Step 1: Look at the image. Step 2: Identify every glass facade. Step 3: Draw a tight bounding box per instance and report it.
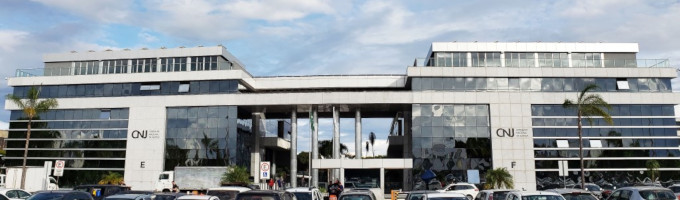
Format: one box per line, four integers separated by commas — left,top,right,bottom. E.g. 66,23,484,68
164,106,251,171
412,78,671,92
531,104,680,189
11,80,238,99
412,104,491,189
6,108,128,187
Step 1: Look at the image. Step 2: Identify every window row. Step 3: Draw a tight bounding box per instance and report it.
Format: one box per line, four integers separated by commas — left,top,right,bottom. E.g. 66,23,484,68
412,137,490,149
534,138,680,148
12,80,239,99
48,56,230,77
412,126,490,138
413,104,489,117
535,159,680,169
532,104,675,116
167,106,237,119
412,158,491,171
412,148,491,158
166,128,236,139
6,140,127,149
414,116,490,127
429,52,636,68
412,78,672,92
9,120,129,130
8,130,127,139
4,159,125,169
5,150,126,158
10,109,128,120
535,149,680,158
531,118,676,127
533,128,678,137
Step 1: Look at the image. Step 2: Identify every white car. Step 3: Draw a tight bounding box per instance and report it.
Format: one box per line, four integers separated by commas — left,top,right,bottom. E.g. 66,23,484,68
206,186,251,200
286,187,323,200
504,191,565,200
176,195,220,200
0,189,31,200
475,189,518,200
427,193,468,200
438,183,480,200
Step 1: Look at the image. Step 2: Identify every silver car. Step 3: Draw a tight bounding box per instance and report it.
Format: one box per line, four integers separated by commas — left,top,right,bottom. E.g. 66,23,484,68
607,186,676,200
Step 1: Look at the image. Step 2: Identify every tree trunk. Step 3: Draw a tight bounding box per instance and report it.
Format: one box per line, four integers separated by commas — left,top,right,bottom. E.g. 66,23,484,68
578,112,585,189
21,119,31,189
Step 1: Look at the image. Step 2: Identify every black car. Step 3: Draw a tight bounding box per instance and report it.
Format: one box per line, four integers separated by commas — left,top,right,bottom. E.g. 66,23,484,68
236,190,296,200
152,193,186,200
73,185,131,200
29,190,94,200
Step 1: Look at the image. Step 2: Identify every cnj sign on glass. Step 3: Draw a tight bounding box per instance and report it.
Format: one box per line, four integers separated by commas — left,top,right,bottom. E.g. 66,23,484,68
130,130,160,139
496,128,529,138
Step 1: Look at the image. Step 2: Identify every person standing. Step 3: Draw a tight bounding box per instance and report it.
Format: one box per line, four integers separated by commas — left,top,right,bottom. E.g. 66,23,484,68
268,178,275,190
172,181,179,193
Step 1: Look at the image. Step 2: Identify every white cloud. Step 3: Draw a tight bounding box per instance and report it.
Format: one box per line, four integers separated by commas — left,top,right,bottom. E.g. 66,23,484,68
0,120,8,130
222,0,335,21
0,30,28,52
30,0,134,23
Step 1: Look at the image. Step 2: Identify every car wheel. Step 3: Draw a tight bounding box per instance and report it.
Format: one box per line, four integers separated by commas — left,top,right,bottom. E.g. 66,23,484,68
466,195,473,200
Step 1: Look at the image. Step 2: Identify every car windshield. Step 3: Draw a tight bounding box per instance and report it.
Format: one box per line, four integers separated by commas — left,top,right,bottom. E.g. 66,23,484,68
561,194,597,200
237,194,277,200
292,193,312,200
207,191,240,200
493,192,511,200
638,190,676,200
521,195,565,200
428,197,466,200
340,195,372,200
668,187,680,193
585,186,600,191
154,195,179,200
105,198,137,200
27,193,65,200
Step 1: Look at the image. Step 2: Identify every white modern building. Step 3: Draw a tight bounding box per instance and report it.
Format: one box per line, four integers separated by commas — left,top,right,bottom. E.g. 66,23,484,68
5,42,680,192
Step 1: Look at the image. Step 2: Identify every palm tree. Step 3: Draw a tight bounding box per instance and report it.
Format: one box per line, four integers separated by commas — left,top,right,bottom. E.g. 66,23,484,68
98,171,124,184
318,140,348,159
369,132,376,157
563,84,612,189
646,160,660,183
6,86,58,189
485,168,514,189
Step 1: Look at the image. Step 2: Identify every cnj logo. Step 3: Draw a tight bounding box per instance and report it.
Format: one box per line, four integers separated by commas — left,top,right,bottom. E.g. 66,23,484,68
496,128,516,137
131,130,148,138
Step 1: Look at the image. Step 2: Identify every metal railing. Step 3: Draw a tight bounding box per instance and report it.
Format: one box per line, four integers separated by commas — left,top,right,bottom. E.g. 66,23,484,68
415,58,671,68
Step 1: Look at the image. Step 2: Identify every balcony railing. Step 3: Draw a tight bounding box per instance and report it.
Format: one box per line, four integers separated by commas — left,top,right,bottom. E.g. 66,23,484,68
414,58,671,68
15,65,236,77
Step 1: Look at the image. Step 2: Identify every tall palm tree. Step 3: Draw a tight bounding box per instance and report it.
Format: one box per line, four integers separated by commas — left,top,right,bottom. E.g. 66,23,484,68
6,86,58,189
369,132,376,157
485,168,514,189
98,171,124,185
318,140,348,159
563,84,612,189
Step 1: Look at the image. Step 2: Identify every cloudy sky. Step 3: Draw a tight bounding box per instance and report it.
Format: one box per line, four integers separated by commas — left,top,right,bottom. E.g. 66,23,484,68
1,0,680,154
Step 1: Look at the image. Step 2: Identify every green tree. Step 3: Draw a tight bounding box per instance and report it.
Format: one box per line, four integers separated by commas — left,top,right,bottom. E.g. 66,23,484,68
6,86,58,189
318,140,347,159
221,165,250,184
563,84,612,189
98,171,124,185
646,160,660,182
297,151,309,172
484,168,514,189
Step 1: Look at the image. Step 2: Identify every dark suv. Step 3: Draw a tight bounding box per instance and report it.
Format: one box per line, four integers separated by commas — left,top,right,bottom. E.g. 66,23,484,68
28,191,94,200
73,185,131,200
236,190,296,200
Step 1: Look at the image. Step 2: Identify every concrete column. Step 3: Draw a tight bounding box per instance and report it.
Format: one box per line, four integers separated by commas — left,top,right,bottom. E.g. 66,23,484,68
403,111,412,190
290,110,298,187
355,108,362,159
332,106,340,179
250,113,262,183
311,107,319,187
380,167,385,193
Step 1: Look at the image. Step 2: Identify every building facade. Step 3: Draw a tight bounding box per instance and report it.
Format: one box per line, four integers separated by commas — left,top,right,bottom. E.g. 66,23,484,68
5,42,680,191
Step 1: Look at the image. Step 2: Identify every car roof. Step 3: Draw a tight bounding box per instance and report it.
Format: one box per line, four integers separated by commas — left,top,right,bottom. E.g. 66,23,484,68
427,193,466,198
35,190,87,194
509,191,561,196
177,195,217,200
106,194,150,199
545,189,591,194
286,187,319,193
239,190,287,195
618,186,673,191
339,190,374,196
153,193,186,196
445,183,476,186
208,187,251,192
481,189,518,192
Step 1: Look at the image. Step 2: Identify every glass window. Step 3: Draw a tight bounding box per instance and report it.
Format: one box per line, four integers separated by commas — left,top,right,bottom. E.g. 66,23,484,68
178,82,190,93
140,83,161,91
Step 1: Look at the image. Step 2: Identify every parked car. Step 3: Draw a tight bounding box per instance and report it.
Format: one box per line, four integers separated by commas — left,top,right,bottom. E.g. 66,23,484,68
151,193,186,200
504,191,565,200
206,186,251,200
568,184,603,199
286,187,322,200
438,183,480,200
607,186,676,200
338,190,377,200
475,189,518,200
600,184,616,200
103,194,152,200
426,193,467,200
405,191,437,200
667,185,680,199
545,189,597,200
176,195,219,200
115,191,153,195
28,190,94,200
73,185,132,200
236,190,296,200
0,188,32,200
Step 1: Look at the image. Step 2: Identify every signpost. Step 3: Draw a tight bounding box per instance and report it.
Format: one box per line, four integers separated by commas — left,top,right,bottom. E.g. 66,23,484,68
54,160,65,176
260,161,271,180
558,160,568,188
